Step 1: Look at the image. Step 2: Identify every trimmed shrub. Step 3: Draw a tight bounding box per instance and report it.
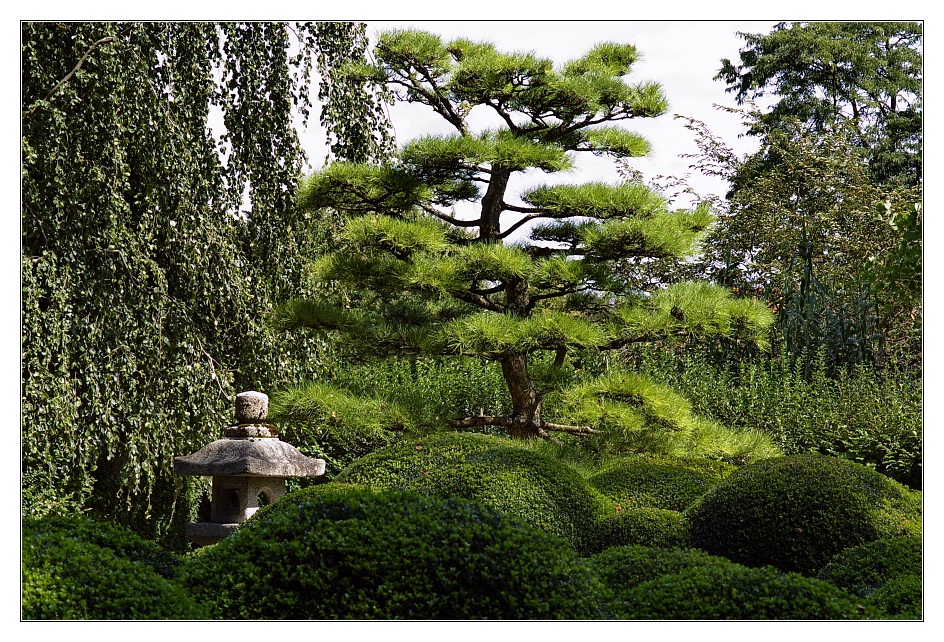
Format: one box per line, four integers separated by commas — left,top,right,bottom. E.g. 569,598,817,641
866,574,922,620
618,561,877,620
336,432,608,550
586,545,731,603
686,454,922,574
581,508,690,555
816,535,922,598
179,484,609,619
22,515,205,620
588,455,731,511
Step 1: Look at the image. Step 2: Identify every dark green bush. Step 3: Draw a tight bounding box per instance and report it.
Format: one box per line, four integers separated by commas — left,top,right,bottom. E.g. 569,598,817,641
618,561,877,619
581,508,690,555
179,484,609,619
586,545,730,603
816,535,922,598
866,574,922,619
686,454,922,575
336,432,608,550
22,515,205,620
588,455,730,511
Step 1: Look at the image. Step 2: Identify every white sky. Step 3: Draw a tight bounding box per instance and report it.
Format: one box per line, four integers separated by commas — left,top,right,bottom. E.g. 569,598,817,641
299,21,780,209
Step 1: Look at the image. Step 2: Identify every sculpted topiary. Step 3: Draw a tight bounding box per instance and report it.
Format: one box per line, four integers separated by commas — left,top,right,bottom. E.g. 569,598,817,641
336,432,608,549
179,483,609,619
816,535,922,600
685,454,922,574
588,455,730,511
618,561,877,620
22,515,204,620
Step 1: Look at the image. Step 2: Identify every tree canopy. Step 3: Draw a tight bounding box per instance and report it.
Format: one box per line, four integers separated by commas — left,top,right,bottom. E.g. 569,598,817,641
21,21,391,545
276,29,775,440
717,21,922,187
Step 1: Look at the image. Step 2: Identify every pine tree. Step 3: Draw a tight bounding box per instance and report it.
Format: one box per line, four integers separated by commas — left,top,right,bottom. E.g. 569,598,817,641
276,29,774,440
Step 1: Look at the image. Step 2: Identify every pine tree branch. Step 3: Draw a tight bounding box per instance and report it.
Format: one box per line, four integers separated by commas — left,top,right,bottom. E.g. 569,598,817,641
448,416,514,429
542,422,601,435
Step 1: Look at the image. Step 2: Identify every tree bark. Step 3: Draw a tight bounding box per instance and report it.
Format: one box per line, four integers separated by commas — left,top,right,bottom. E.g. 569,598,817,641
500,352,543,439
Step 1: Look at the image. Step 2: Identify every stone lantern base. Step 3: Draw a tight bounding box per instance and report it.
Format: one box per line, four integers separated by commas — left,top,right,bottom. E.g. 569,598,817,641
185,522,241,547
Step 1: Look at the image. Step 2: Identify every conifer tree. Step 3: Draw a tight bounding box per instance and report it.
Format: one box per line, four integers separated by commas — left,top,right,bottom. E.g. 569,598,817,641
277,30,774,440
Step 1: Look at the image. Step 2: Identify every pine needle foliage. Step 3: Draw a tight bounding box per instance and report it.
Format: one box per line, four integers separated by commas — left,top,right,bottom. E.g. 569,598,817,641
279,29,775,440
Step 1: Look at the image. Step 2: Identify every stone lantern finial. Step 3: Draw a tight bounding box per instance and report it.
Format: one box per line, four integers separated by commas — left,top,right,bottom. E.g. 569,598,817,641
173,390,325,546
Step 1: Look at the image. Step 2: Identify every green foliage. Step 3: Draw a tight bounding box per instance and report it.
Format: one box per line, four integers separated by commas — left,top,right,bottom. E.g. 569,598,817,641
617,560,876,620
553,369,780,463
865,574,922,620
629,348,922,488
581,508,690,555
779,232,883,376
283,28,774,441
269,381,410,477
335,432,609,550
22,515,204,619
717,21,922,186
685,454,922,574
179,484,609,619
586,545,743,603
21,21,389,546
816,535,922,599
587,456,730,511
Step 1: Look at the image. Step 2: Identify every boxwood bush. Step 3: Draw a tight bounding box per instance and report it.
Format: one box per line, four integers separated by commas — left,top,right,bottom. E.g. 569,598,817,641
22,515,205,620
685,454,922,575
586,545,732,603
336,432,609,550
865,574,922,619
587,455,731,511
581,508,690,555
816,535,922,599
618,560,878,619
179,483,610,619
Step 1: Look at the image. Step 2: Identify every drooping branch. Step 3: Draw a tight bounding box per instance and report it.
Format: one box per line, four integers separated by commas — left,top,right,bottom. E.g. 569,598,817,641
26,36,116,118
447,415,600,436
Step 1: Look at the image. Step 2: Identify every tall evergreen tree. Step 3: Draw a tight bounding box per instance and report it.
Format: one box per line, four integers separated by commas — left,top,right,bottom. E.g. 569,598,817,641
717,21,922,188
21,21,390,544
276,30,774,440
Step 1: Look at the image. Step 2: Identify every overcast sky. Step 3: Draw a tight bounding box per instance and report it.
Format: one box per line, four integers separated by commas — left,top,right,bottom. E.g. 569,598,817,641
298,21,780,209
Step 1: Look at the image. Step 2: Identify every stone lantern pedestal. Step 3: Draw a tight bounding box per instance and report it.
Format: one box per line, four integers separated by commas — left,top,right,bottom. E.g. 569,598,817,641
174,391,325,546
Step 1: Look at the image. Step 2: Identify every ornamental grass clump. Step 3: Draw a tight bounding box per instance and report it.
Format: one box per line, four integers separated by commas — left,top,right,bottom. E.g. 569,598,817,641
685,453,922,575
179,483,610,619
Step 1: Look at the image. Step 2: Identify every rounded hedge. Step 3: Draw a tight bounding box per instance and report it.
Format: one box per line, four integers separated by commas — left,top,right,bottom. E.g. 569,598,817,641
336,432,608,550
685,454,922,574
619,561,877,620
816,535,922,598
179,483,610,619
586,545,732,603
865,574,922,619
22,515,205,620
581,508,690,555
588,456,727,511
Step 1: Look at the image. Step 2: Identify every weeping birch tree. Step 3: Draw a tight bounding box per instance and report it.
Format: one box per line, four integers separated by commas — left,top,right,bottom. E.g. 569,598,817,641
276,29,774,441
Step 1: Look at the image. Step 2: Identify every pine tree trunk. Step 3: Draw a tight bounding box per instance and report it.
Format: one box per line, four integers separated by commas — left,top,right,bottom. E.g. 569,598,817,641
500,352,543,439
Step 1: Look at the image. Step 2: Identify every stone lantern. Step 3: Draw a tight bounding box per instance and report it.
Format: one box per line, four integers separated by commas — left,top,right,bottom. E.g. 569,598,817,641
174,391,325,546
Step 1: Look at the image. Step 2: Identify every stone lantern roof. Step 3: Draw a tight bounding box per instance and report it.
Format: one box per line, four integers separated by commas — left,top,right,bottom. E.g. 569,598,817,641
174,390,325,478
